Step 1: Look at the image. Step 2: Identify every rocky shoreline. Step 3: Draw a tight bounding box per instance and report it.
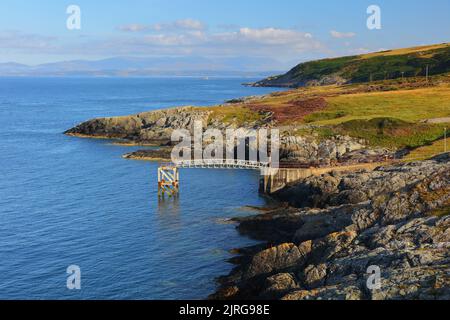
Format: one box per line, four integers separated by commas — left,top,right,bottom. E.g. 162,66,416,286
65,105,397,165
122,147,172,162
212,154,450,300
64,90,449,301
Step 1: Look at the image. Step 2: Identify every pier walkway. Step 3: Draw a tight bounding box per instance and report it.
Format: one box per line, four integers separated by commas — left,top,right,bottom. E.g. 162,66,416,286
161,159,393,194
174,159,271,170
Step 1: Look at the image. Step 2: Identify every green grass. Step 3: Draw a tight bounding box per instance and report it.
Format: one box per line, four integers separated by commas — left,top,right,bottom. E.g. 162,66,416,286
304,111,348,123
288,56,356,82
206,73,450,151
403,138,449,161
345,47,450,82
292,126,336,140
327,118,448,149
307,84,450,126
258,43,450,86
359,43,450,59
209,105,266,127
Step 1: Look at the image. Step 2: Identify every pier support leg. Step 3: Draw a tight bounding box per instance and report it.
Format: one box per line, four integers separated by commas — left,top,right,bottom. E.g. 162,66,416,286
158,165,179,197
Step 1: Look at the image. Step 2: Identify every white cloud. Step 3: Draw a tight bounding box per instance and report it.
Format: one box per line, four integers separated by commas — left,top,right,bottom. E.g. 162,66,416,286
330,30,356,39
0,24,325,66
119,19,206,33
118,24,149,32
237,28,314,45
117,22,318,49
0,30,57,52
172,19,205,31
211,28,321,55
102,25,324,59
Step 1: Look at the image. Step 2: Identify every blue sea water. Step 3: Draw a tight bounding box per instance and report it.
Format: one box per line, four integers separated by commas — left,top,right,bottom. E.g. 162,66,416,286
0,77,281,300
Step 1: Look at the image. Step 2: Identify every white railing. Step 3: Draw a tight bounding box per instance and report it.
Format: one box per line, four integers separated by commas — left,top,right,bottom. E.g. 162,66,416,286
174,159,271,170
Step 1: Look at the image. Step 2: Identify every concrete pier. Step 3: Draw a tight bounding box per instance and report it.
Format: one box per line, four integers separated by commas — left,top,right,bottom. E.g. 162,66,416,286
260,162,389,194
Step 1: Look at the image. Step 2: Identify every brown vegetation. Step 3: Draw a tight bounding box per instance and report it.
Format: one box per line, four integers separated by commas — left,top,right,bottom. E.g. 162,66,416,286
247,97,328,124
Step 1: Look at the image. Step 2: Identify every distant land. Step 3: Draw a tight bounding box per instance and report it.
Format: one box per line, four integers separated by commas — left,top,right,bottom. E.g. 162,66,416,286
65,42,450,156
252,43,450,87
0,56,286,77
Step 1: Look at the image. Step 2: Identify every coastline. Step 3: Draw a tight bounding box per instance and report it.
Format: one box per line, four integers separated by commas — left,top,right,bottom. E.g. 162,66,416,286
66,132,166,147
65,114,450,301
122,148,172,162
62,75,450,300
212,154,450,300
65,132,118,140
122,156,171,162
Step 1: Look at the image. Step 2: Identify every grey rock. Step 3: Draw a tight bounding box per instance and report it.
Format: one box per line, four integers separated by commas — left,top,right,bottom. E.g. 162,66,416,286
214,157,450,300
302,264,328,288
261,273,299,299
243,241,312,280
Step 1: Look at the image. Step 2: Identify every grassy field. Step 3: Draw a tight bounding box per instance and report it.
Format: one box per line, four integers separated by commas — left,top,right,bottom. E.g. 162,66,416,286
297,78,450,151
359,43,450,59
208,104,268,127
307,84,450,125
203,43,450,158
255,42,450,86
205,74,450,155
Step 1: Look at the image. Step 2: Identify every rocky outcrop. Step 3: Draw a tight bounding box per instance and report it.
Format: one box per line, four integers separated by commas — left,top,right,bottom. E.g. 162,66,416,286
65,105,269,146
251,72,349,88
65,107,212,145
122,133,382,163
281,135,368,162
280,135,396,165
122,147,172,161
66,104,392,163
213,154,450,300
276,158,449,208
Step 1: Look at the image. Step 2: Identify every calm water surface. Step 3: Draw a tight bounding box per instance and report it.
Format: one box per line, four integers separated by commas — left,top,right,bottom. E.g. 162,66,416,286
0,77,281,299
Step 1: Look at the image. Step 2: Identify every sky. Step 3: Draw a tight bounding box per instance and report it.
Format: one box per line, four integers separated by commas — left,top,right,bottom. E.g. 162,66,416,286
0,0,449,69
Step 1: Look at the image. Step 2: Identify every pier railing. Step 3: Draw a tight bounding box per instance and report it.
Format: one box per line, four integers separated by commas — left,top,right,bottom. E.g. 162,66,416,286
173,159,271,170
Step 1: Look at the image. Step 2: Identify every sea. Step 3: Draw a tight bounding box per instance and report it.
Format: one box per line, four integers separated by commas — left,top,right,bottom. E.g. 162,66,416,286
0,77,282,299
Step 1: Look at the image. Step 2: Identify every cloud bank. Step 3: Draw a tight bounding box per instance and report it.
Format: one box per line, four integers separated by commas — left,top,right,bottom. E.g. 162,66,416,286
0,20,324,65
330,30,356,39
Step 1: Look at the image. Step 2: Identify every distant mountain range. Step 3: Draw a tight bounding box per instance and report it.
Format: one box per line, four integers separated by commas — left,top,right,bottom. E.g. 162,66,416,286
0,56,286,77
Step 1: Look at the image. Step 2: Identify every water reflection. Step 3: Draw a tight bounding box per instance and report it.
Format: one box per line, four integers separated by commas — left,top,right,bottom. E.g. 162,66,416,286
157,194,180,215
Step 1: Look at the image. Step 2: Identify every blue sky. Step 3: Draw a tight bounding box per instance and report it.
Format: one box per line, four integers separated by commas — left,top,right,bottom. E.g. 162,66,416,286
0,0,449,68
